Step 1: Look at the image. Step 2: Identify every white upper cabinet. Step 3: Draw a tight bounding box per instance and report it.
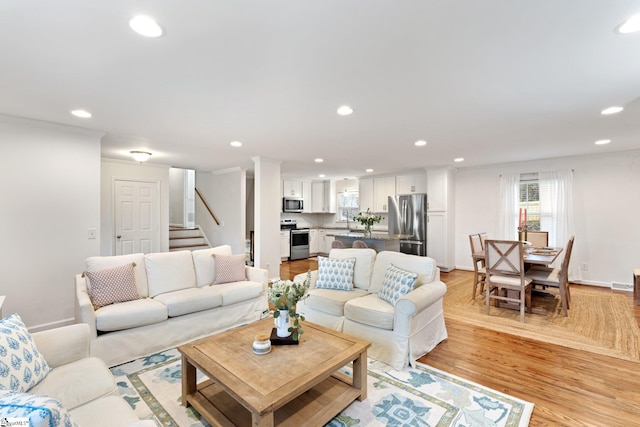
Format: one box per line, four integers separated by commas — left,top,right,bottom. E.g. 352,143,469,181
373,176,396,213
396,172,427,195
282,180,303,198
302,181,312,213
426,168,454,212
358,178,374,213
311,180,335,213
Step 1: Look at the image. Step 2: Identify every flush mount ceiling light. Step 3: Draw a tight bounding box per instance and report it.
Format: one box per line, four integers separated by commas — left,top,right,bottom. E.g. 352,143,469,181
129,15,164,37
319,174,326,178
595,139,611,145
71,109,92,118
454,157,465,162
616,12,640,34
130,150,152,162
337,105,354,116
230,141,242,147
601,106,624,115
414,140,427,147
314,158,324,163
365,168,374,173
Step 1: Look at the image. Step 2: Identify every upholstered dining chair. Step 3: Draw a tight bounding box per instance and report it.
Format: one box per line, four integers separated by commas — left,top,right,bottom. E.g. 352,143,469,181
526,236,575,317
485,239,532,323
526,231,549,248
331,240,346,249
352,240,369,248
478,232,488,250
468,233,486,298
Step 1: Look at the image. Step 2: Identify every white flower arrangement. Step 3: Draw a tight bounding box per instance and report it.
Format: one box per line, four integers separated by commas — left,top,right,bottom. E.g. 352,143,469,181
267,271,311,340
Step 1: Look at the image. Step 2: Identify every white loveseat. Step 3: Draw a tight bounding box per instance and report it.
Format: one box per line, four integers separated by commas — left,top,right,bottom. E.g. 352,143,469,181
76,245,269,367
295,249,448,370
0,322,153,426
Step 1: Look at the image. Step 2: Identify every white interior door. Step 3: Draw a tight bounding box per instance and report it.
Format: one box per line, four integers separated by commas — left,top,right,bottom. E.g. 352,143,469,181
114,180,160,255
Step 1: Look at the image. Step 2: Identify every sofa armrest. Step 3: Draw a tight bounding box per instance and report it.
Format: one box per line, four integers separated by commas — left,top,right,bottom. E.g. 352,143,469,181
246,265,268,287
395,280,447,318
293,270,318,287
75,274,98,340
31,323,91,368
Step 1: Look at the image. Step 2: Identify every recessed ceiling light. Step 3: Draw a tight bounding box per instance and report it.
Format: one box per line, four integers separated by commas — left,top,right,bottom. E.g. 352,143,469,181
366,168,374,173
601,106,624,115
71,109,92,118
414,140,427,147
314,158,324,163
319,174,326,178
337,105,354,116
595,139,611,145
129,15,164,37
230,141,242,147
130,150,152,162
616,12,640,34
454,157,464,162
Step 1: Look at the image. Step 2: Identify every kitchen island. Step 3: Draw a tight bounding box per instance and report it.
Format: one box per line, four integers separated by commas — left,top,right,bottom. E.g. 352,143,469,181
328,232,411,253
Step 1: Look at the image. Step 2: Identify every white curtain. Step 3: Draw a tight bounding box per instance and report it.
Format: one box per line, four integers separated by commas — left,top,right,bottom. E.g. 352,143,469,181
498,174,519,240
539,170,575,275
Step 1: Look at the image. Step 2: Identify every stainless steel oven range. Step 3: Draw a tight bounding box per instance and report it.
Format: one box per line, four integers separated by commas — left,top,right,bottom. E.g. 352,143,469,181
281,219,310,261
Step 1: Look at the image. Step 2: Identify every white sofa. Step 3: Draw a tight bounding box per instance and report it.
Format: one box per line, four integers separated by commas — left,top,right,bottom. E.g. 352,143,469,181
1,323,153,427
295,249,448,370
76,245,269,367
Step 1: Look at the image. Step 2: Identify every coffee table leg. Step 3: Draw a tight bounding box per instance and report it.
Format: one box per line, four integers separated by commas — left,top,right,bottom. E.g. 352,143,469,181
352,350,368,401
252,411,274,427
181,354,196,407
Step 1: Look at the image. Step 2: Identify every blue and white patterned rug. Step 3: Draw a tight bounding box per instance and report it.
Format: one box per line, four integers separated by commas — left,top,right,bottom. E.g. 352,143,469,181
111,349,533,426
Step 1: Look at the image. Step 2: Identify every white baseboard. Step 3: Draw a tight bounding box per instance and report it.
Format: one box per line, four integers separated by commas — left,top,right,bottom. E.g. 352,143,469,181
28,317,76,333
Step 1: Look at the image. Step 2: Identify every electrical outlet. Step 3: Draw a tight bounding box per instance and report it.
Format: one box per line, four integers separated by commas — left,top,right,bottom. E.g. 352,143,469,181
580,262,589,271
88,228,97,239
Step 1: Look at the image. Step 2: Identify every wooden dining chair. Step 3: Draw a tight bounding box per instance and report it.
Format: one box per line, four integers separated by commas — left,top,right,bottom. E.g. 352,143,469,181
485,239,532,323
478,232,488,250
526,231,549,248
352,240,368,248
468,233,486,298
526,236,575,317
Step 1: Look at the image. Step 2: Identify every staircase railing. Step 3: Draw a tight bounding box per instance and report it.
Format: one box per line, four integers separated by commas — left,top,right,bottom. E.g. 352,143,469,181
195,188,220,226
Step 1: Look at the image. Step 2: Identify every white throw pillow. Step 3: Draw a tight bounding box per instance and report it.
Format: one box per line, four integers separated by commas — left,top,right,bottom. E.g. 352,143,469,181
84,263,140,309
0,390,77,427
0,314,51,392
314,257,356,291
378,264,418,306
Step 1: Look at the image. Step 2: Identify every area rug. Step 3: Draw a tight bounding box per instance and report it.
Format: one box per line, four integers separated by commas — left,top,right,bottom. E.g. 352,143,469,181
443,275,640,361
111,348,533,427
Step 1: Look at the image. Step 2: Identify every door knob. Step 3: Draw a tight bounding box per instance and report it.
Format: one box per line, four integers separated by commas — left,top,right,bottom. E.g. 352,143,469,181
116,235,121,239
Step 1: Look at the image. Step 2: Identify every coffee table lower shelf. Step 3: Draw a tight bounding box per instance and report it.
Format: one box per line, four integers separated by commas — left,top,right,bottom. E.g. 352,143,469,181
186,374,362,426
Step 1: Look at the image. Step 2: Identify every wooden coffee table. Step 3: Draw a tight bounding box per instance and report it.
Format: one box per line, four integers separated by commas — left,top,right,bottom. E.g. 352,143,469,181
179,317,371,426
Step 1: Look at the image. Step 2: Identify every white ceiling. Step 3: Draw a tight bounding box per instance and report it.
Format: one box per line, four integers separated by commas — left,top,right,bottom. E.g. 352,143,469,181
1,1,640,180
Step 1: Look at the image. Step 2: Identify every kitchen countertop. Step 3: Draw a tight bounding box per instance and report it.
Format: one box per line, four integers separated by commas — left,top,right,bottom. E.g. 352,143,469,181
328,232,411,240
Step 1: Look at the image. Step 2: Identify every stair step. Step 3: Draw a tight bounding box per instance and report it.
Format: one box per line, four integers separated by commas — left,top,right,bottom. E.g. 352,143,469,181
170,243,210,251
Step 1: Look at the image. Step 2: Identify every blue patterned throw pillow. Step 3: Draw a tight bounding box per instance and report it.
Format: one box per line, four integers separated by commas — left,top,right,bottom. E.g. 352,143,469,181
0,314,51,392
379,264,418,305
315,257,356,290
0,390,77,427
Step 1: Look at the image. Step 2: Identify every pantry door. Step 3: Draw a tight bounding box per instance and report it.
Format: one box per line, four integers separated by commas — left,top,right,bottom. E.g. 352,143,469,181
114,179,160,255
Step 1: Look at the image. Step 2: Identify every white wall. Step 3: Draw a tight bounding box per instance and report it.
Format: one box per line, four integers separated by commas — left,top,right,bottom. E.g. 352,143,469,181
195,168,246,254
0,115,101,329
100,159,170,255
169,167,186,226
454,150,640,287
253,157,282,279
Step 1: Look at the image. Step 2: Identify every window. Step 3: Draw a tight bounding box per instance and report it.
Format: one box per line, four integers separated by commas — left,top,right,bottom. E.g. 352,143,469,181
519,173,540,231
337,191,359,222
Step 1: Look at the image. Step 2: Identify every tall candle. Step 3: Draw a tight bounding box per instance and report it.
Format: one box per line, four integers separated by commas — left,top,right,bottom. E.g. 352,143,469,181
518,208,522,228
524,208,527,228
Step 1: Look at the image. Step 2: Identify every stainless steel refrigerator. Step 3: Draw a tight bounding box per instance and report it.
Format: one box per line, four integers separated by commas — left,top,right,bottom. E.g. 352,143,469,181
388,193,428,256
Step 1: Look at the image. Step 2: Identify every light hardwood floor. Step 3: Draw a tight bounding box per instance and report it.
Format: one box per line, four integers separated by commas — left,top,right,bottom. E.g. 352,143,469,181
281,259,640,426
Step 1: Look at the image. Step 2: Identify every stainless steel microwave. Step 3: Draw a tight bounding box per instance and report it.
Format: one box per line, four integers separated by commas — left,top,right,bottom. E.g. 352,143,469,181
283,197,304,213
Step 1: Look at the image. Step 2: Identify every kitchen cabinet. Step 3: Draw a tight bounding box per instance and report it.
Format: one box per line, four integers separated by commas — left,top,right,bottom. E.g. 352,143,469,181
309,229,319,255
317,229,334,254
280,230,290,260
427,168,454,212
426,167,455,271
373,176,396,213
358,178,374,213
282,180,303,198
311,181,335,213
396,172,427,195
302,181,313,213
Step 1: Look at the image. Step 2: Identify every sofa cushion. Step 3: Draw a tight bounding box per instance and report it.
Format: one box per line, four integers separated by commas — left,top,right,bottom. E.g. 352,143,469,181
304,288,369,317
378,264,418,306
95,299,168,332
344,293,395,330
86,253,148,297
84,263,140,309
29,357,115,412
214,281,266,306
69,395,150,427
145,251,196,297
192,245,233,287
369,251,437,293
0,390,77,427
153,288,223,317
315,257,356,290
329,248,377,290
0,314,51,392
213,254,247,284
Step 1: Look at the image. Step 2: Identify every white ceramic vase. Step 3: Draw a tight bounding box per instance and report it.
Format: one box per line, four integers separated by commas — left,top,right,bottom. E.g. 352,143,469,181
274,309,291,338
